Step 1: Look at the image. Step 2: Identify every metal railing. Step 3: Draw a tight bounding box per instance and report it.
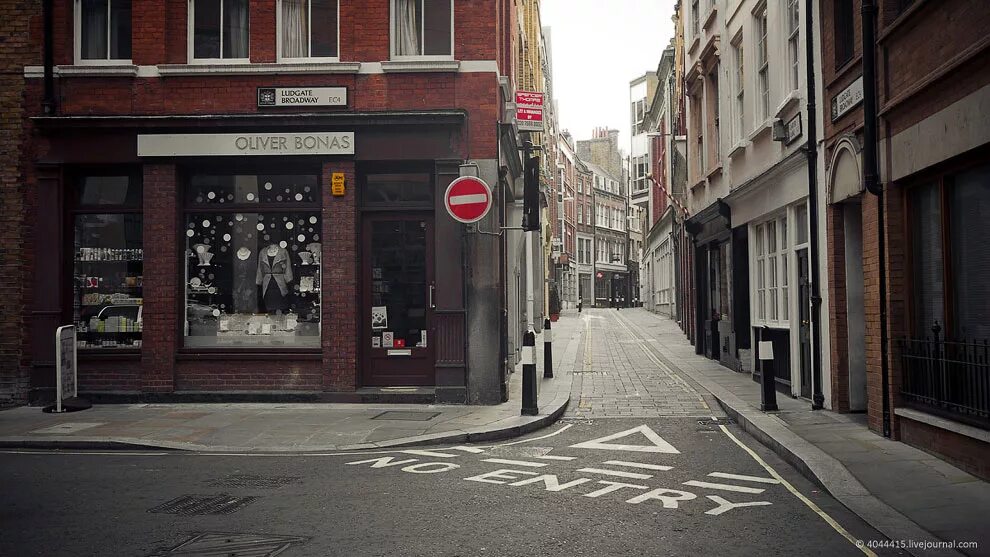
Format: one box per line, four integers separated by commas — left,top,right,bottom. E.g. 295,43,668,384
898,322,990,429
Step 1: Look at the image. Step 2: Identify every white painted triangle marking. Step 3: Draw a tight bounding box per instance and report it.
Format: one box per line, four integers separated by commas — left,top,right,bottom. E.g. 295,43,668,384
569,424,681,454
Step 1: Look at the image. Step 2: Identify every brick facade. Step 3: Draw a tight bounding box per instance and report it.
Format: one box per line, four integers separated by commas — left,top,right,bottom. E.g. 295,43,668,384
12,0,518,402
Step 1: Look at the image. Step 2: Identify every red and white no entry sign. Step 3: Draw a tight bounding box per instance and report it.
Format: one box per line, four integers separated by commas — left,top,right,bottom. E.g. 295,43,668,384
444,176,493,224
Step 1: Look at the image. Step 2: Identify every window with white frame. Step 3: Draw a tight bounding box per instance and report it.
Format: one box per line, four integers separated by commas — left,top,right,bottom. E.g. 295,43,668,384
753,214,789,325
279,0,338,60
577,203,583,224
691,0,700,36
192,0,250,61
392,0,453,58
756,4,770,121
786,0,800,92
732,36,744,141
76,0,132,63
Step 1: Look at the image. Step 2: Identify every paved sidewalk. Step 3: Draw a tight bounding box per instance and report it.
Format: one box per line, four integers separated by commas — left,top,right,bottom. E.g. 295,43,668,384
0,314,583,453
621,308,989,557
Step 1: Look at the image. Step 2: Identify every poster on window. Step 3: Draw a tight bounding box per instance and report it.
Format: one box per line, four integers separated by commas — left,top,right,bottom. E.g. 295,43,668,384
382,332,394,348
371,306,388,330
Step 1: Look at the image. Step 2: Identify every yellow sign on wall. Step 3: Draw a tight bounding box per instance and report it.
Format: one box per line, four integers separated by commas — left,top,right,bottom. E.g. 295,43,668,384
331,172,346,196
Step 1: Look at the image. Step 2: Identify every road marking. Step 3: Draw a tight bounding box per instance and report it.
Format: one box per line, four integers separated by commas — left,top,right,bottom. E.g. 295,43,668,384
582,480,649,498
400,450,459,458
346,456,418,468
604,460,673,471
708,472,780,484
465,469,538,484
491,423,573,447
704,495,772,516
570,424,680,454
481,458,548,468
718,424,876,556
682,480,766,494
626,487,697,508
577,468,653,480
508,475,593,492
535,455,576,461
451,446,486,454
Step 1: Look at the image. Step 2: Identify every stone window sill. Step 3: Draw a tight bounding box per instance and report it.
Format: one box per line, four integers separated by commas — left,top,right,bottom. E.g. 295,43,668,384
728,140,749,158
55,64,138,77
775,91,802,119
895,407,990,444
158,62,361,76
381,60,461,73
748,118,774,142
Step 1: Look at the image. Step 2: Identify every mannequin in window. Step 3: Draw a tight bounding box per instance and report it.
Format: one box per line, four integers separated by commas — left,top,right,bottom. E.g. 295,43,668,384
256,244,293,313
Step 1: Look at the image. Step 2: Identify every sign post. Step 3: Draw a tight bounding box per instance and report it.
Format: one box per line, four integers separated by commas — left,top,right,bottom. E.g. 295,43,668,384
444,176,493,224
55,325,77,413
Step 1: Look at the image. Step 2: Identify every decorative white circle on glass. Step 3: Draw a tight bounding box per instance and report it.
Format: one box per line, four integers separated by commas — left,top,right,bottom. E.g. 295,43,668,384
276,196,283,201
295,193,303,201
309,216,317,224
195,245,206,254
246,192,256,201
207,191,216,199
190,277,201,287
235,213,244,221
208,287,216,294
279,241,288,248
202,220,210,228
297,234,306,242
236,247,251,261
256,223,265,231
213,309,221,317
223,234,231,242
186,229,195,238
286,222,294,230
264,182,273,190
313,234,320,241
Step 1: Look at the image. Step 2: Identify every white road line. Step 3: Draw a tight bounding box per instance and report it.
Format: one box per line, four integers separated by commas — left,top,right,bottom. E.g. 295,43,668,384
451,446,486,454
535,455,577,461
482,458,549,468
491,423,574,447
682,480,766,494
708,472,781,484
400,450,459,458
603,460,673,471
576,468,653,480
718,424,876,556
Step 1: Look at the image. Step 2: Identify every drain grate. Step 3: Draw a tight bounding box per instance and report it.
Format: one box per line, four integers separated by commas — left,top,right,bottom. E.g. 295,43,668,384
371,411,441,421
149,494,259,516
209,475,300,489
149,532,308,556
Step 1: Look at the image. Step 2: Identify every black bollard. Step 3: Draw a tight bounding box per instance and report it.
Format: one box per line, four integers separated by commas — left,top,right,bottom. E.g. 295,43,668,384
544,318,553,378
522,329,538,415
758,330,778,411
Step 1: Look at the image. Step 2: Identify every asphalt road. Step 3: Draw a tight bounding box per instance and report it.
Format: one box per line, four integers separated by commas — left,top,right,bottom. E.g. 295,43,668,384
0,417,901,557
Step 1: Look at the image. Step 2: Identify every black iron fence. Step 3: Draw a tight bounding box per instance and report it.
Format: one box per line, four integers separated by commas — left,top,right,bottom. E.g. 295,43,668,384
898,323,990,429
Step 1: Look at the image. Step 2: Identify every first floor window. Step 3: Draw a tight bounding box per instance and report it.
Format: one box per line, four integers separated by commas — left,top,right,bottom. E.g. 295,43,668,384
393,0,452,57
184,173,321,348
72,174,143,349
756,4,770,121
78,0,132,61
193,0,249,60
281,0,339,59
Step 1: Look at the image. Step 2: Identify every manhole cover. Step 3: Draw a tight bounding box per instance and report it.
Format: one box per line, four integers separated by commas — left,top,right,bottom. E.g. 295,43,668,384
149,494,258,516
149,532,307,556
210,475,300,489
371,411,441,421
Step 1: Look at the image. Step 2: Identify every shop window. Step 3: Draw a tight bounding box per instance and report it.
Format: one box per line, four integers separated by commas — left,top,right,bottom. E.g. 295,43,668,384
76,0,132,63
391,0,453,58
753,213,789,326
72,174,143,349
279,0,338,60
183,173,321,348
192,0,250,61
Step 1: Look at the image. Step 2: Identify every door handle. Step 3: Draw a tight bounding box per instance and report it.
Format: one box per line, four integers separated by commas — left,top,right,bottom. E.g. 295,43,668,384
429,284,436,309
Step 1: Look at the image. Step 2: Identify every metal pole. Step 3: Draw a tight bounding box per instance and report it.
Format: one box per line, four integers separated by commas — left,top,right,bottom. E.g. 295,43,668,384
805,0,825,410
544,317,553,378
522,225,539,415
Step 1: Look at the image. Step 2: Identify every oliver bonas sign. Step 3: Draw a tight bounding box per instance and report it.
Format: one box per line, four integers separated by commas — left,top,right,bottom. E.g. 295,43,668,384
137,132,355,157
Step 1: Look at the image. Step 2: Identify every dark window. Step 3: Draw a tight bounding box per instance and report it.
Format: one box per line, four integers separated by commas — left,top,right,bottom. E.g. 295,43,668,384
362,173,433,206
834,0,855,67
79,0,132,60
193,0,249,60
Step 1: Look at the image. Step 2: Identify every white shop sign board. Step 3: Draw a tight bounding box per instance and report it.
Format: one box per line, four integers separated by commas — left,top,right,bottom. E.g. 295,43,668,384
55,325,77,413
137,132,355,157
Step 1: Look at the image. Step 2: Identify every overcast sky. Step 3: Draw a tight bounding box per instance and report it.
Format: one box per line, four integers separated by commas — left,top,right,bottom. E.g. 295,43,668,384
541,0,678,155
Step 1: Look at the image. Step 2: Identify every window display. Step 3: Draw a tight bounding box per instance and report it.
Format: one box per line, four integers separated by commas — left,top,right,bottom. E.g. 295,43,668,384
72,175,143,349
184,173,321,348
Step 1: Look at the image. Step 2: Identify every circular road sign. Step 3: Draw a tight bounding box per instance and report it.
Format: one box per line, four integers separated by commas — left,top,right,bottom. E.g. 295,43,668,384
444,176,493,224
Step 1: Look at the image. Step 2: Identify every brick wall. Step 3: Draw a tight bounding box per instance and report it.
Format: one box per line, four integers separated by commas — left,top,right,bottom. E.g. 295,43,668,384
141,164,179,393
0,0,39,405
899,417,990,481
826,205,850,412
323,161,357,391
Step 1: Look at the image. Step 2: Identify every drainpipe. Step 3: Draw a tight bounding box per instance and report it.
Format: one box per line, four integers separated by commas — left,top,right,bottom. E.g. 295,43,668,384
42,0,55,114
805,0,825,410
861,0,891,437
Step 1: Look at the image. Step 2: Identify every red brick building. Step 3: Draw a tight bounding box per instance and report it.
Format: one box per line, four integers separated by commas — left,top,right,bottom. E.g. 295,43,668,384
822,0,990,479
12,0,529,405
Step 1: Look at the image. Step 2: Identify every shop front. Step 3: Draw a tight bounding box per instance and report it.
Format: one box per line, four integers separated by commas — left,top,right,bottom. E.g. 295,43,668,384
28,112,492,403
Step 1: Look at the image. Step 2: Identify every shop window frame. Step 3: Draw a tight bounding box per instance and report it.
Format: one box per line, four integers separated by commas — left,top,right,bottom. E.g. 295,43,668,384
67,167,144,357
178,164,324,355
